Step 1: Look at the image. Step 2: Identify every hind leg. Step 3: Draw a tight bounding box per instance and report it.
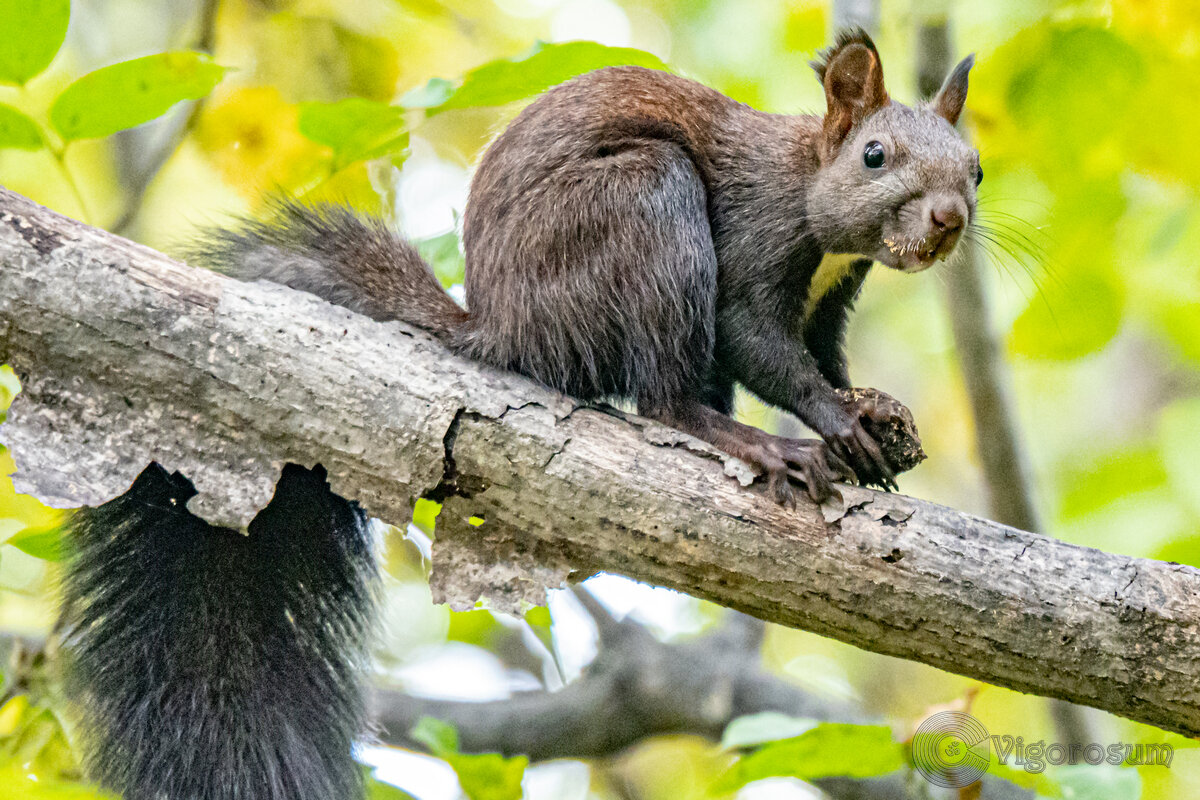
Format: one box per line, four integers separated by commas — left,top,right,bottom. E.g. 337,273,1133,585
642,397,851,504
598,146,849,503
692,376,845,501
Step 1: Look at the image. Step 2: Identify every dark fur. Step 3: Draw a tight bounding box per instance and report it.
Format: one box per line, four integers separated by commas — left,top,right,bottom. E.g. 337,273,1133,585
803,258,874,390
199,32,979,499
195,199,466,340
61,463,377,800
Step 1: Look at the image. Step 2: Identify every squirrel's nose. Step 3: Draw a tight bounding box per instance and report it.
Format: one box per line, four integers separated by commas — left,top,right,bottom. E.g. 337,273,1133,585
930,202,966,234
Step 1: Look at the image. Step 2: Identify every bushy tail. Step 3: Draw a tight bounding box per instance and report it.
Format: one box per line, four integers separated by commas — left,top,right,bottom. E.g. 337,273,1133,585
192,199,468,341
61,463,378,800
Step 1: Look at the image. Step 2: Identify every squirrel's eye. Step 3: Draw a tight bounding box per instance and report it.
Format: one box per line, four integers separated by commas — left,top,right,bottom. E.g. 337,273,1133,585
863,141,885,169
975,164,984,187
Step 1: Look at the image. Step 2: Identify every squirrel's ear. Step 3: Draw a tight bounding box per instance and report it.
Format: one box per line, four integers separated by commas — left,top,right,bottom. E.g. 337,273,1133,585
812,29,889,159
932,54,974,126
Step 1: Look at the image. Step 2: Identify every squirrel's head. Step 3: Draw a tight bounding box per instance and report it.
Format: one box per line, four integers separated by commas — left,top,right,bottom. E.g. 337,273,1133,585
807,30,980,273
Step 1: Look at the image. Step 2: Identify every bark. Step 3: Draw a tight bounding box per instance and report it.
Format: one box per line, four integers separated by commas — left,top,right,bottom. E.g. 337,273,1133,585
1,187,1198,737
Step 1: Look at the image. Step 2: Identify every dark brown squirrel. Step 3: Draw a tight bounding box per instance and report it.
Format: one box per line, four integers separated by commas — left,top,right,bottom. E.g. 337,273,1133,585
197,29,981,505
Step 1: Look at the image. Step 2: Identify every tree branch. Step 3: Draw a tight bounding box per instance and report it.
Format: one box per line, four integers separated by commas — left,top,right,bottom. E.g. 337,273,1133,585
1,187,1198,736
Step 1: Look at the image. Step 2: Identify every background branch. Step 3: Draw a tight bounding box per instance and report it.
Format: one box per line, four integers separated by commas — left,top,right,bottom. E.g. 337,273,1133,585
372,598,1032,799
109,0,220,237
915,9,1042,537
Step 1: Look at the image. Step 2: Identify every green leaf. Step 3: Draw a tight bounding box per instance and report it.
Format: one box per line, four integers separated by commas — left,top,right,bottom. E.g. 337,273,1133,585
411,41,669,115
1036,764,1140,800
399,77,455,109
1003,25,1143,173
522,604,554,653
1056,445,1167,521
416,230,464,287
410,497,440,535
0,0,70,85
1157,534,1200,568
451,752,527,800
365,774,417,800
50,52,227,142
410,716,459,758
408,717,527,800
720,713,819,750
298,98,409,171
446,609,501,646
0,764,117,799
7,523,64,561
715,723,905,792
1160,300,1200,366
0,104,43,150
524,605,551,628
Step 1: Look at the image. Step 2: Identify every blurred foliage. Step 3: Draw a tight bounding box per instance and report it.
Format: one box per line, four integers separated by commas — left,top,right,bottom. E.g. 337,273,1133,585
405,39,667,113
298,98,409,171
714,721,906,791
0,0,70,85
50,52,226,142
411,717,529,800
0,0,1199,798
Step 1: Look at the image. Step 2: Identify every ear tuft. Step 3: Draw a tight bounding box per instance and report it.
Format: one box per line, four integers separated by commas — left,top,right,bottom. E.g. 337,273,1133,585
813,28,889,160
932,53,974,126
810,27,879,83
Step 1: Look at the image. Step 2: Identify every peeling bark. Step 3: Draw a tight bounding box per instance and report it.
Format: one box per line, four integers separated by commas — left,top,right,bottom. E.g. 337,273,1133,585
1,188,1198,737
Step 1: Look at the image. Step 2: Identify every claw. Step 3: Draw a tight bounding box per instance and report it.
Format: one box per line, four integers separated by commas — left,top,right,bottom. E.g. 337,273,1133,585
806,462,832,503
789,469,841,504
774,439,844,503
824,448,857,484
853,424,896,491
768,469,799,508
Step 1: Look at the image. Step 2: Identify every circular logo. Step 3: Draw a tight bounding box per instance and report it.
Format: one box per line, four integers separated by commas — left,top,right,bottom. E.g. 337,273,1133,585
911,711,991,788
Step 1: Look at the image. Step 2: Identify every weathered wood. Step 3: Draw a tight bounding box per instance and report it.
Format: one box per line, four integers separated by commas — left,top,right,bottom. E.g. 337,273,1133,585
1,187,1197,736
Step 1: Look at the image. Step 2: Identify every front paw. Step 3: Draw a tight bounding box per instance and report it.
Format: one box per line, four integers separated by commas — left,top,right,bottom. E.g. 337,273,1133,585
835,387,925,475
820,413,898,492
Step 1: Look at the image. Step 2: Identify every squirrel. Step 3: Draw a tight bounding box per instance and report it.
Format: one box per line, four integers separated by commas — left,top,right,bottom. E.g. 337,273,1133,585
197,29,980,505
60,30,980,800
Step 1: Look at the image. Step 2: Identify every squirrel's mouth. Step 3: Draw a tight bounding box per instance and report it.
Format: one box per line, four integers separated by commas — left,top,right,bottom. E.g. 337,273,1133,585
881,226,964,273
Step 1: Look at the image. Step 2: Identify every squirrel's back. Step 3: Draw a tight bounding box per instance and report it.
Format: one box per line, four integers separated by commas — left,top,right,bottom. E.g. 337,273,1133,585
454,65,813,398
